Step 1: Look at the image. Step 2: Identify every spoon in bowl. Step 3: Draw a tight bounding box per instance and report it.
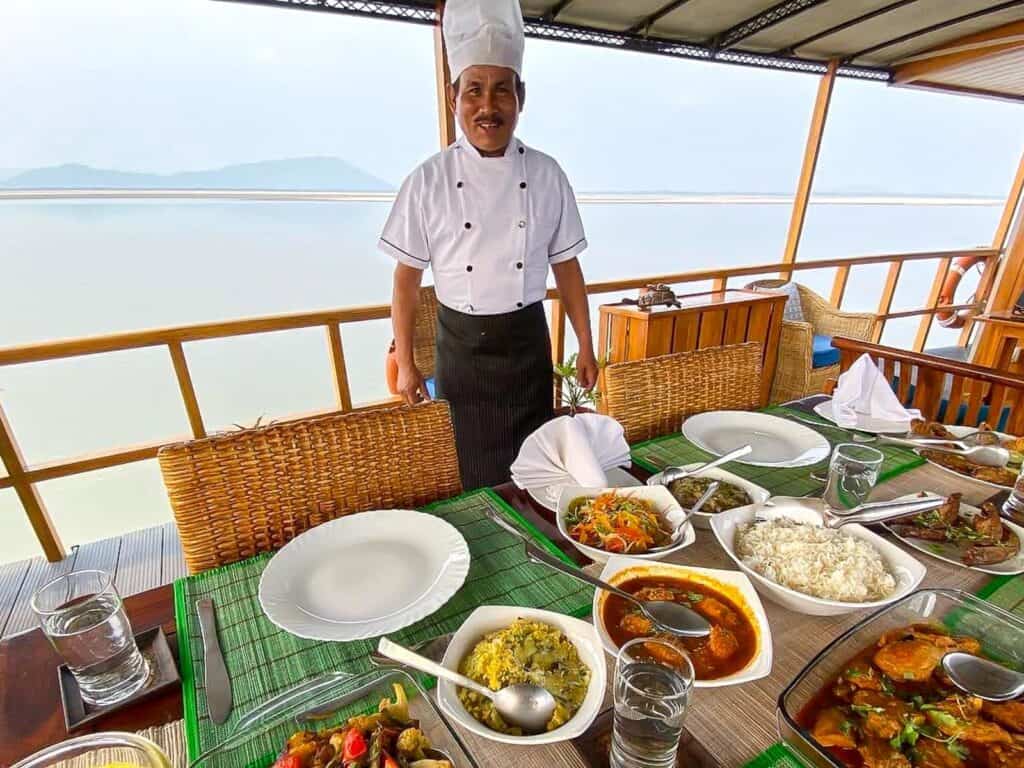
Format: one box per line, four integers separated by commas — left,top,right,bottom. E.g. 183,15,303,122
651,445,752,486
377,638,557,734
486,511,711,638
645,481,719,553
942,652,1024,702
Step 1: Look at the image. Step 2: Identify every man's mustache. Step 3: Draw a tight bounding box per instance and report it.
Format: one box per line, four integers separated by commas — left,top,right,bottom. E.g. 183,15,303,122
473,114,505,125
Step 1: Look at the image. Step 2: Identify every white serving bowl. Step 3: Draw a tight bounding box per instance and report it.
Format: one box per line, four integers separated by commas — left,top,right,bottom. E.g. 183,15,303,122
709,497,927,616
436,605,606,745
592,555,773,688
555,485,696,563
646,464,771,529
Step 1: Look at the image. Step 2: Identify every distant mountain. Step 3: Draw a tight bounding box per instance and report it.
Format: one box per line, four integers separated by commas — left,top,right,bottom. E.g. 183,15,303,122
1,158,393,191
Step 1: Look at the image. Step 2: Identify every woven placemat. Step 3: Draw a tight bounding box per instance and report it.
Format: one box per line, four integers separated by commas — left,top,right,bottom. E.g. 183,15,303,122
173,488,594,762
50,721,187,768
631,406,925,497
741,575,1024,768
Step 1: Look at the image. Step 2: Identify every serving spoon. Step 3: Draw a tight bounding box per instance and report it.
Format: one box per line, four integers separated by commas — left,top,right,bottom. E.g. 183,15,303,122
377,637,557,734
878,436,1009,468
650,445,752,486
645,481,719,553
942,652,1024,702
486,511,711,638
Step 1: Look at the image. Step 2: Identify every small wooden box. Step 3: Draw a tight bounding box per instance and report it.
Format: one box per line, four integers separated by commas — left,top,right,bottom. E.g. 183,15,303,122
597,288,787,405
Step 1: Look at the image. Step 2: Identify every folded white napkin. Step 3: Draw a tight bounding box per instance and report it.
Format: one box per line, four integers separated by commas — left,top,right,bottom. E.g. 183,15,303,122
511,413,631,489
831,353,921,427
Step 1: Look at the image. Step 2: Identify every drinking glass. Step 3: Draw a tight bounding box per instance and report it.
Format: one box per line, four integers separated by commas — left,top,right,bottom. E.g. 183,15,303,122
1004,463,1024,524
822,443,884,512
12,732,172,768
31,569,150,706
611,637,695,768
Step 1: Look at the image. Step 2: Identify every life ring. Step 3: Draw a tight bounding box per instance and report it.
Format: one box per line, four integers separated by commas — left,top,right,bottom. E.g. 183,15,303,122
936,253,988,329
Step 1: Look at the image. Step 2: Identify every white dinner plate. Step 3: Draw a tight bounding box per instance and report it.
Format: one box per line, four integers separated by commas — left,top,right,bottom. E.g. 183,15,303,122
682,411,830,468
526,465,641,512
881,493,1024,576
812,400,911,435
258,509,471,641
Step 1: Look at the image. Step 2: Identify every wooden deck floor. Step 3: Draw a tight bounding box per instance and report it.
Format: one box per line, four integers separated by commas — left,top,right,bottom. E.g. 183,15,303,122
0,522,187,639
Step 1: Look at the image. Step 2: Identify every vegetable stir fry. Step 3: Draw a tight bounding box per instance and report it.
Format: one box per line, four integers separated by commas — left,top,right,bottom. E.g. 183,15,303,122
564,492,672,554
273,683,451,768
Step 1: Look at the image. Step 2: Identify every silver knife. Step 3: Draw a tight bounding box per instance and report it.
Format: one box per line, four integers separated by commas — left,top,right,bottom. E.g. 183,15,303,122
196,597,233,724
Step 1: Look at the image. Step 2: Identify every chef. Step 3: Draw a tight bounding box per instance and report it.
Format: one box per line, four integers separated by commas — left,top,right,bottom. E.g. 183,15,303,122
379,0,597,489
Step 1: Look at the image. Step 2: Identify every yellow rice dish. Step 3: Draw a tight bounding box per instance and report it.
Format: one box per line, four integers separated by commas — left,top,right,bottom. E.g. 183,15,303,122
457,618,591,735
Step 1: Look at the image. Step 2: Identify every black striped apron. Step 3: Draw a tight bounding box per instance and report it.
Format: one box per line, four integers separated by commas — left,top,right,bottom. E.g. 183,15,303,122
435,301,553,490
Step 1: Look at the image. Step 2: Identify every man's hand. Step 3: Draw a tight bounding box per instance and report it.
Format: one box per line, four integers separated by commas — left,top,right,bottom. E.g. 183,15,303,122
576,348,599,390
396,361,432,405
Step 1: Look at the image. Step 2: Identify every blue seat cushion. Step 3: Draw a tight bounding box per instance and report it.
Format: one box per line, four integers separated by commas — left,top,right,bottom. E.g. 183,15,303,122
425,377,436,399
811,335,840,369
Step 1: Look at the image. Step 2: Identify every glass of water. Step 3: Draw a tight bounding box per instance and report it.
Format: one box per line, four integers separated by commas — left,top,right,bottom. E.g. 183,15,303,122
823,443,884,512
611,637,695,768
31,569,150,706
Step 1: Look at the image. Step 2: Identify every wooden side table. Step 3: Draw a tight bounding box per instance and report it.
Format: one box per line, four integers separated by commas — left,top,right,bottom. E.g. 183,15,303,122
597,288,787,405
973,311,1024,376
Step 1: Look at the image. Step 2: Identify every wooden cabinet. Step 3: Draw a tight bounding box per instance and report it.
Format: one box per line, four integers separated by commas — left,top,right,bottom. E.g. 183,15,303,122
597,288,787,405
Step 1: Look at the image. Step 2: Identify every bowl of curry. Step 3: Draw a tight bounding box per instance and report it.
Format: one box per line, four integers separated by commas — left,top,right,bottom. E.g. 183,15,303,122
593,556,773,688
778,588,1024,768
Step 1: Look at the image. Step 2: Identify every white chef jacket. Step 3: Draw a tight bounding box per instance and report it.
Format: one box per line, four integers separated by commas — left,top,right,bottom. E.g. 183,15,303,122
378,136,587,315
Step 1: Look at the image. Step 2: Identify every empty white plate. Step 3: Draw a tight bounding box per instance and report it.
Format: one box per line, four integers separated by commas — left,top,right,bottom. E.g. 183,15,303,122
682,411,830,468
258,509,471,641
812,400,910,435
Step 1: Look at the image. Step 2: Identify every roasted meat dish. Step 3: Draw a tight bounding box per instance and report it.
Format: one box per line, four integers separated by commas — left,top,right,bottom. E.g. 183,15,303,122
799,623,1024,768
889,494,1020,566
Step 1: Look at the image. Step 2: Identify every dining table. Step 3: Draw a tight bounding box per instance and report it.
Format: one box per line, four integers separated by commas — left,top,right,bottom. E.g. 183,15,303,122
0,396,1012,768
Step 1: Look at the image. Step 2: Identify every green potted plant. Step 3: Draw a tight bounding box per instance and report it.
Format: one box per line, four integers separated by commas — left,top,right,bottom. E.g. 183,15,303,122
553,353,604,416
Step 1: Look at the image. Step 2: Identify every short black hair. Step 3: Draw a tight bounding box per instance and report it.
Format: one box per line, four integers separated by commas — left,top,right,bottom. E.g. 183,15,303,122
451,73,526,103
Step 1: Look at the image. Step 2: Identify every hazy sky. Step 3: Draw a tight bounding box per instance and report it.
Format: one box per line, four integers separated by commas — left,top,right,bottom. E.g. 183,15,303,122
3,0,1023,193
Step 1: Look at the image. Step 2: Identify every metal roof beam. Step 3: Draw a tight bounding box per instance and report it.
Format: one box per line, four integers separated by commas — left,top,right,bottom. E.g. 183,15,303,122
776,0,920,55
544,0,574,22
844,0,1024,64
713,0,830,52
213,0,890,81
626,0,696,36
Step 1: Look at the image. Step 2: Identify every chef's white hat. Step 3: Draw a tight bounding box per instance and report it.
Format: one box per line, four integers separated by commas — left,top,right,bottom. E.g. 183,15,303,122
443,0,525,83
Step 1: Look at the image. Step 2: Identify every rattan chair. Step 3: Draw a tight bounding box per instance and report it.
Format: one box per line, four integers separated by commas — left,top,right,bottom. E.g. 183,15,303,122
158,401,462,574
411,285,439,379
746,280,875,404
602,343,763,444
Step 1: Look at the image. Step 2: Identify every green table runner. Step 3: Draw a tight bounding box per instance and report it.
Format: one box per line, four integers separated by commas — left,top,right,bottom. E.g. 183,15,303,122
631,406,925,497
742,575,1024,768
173,488,594,761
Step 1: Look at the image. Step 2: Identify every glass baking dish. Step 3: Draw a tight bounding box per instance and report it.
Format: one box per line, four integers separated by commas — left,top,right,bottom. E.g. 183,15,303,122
777,588,1024,768
190,668,480,768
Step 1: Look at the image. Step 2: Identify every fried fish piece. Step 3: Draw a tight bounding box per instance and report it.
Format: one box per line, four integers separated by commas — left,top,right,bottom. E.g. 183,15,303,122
874,639,946,682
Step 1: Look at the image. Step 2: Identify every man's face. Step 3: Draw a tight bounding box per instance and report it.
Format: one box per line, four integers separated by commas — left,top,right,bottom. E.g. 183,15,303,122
448,65,523,156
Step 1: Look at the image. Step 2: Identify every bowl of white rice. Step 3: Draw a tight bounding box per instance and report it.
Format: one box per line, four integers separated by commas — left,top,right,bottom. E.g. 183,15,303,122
709,497,926,616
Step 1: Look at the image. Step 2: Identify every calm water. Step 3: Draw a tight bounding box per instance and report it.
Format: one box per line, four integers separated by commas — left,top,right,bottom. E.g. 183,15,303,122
0,198,1000,561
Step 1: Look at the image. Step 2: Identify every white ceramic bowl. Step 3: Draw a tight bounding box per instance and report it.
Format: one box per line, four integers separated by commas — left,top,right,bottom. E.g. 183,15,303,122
436,605,606,745
709,497,927,616
646,464,770,529
592,555,773,688
555,485,695,563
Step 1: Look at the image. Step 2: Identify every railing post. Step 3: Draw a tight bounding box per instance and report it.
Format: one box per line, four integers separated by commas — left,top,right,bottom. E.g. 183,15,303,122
829,265,850,308
780,59,838,280
913,257,953,352
873,261,903,343
434,1,457,149
0,401,65,562
326,323,354,412
550,299,567,407
168,341,206,439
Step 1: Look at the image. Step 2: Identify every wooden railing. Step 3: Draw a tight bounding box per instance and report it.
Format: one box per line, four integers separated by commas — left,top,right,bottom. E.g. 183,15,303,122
0,247,1000,560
